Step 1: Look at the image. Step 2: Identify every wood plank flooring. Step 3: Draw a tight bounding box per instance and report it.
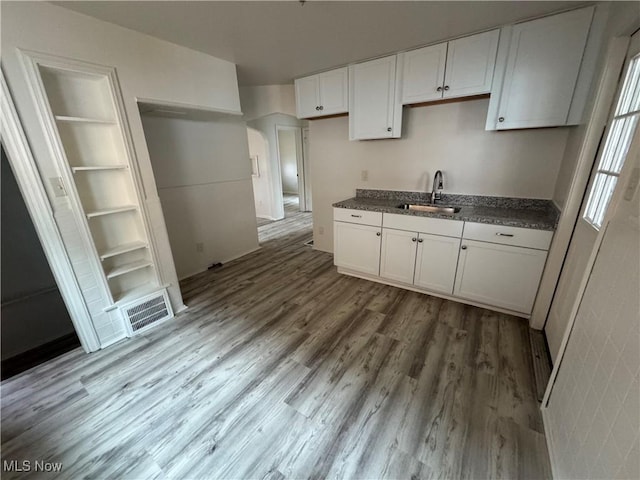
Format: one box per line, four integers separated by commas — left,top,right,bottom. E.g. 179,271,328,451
1,208,551,479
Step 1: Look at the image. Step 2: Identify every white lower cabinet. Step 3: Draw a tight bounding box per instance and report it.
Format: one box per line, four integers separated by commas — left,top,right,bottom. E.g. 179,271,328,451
334,221,382,276
380,229,461,294
334,209,552,317
380,229,418,284
414,233,461,294
453,239,548,314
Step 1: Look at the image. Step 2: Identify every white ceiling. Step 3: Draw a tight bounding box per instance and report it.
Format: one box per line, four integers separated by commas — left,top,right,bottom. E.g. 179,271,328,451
55,1,589,86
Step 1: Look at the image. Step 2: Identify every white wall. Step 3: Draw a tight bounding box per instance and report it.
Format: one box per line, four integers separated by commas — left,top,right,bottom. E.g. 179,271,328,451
543,157,639,479
247,128,272,219
310,98,570,252
247,113,304,220
239,85,297,121
2,1,243,315
140,113,259,280
278,129,299,194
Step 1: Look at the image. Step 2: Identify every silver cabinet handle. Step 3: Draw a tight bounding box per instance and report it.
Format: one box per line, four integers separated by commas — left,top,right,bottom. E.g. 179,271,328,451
387,127,392,132
461,245,467,250
411,237,417,242
319,106,324,110
315,106,320,111
444,85,450,91
498,117,505,122
418,238,424,243
376,232,381,237
351,214,362,218
496,232,514,237
437,86,443,92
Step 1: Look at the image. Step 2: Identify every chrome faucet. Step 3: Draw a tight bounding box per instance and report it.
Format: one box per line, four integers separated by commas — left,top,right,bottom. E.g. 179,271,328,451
431,170,443,204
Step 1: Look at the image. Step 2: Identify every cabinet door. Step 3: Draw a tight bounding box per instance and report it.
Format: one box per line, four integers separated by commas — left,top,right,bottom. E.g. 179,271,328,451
349,55,402,140
454,240,547,314
318,68,348,116
492,7,594,129
380,229,418,284
333,222,381,276
400,43,447,104
414,233,461,294
295,75,320,119
444,30,499,99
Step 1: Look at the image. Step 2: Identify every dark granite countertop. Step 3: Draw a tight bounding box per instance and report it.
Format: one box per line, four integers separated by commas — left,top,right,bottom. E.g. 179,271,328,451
332,189,560,231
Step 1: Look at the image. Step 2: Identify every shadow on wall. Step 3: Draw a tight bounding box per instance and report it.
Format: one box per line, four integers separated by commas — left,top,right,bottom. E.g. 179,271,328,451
139,109,259,280
1,147,79,376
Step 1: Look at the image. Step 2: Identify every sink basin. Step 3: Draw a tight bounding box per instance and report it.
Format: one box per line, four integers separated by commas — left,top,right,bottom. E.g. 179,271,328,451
397,204,461,214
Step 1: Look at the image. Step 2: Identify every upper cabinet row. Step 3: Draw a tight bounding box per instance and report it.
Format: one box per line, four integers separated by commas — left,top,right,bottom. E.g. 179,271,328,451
294,6,597,138
486,6,594,130
295,67,348,119
401,29,499,104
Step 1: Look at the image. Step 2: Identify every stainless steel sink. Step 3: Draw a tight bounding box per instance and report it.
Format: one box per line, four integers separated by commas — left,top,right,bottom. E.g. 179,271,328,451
397,204,461,214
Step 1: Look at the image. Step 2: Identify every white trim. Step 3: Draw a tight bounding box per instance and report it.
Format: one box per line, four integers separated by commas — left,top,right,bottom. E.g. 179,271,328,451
542,407,560,479
136,97,243,117
177,246,261,281
529,37,630,330
0,69,100,353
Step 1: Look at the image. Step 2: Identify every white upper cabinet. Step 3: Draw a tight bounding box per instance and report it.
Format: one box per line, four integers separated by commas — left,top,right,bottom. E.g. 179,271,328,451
486,6,594,130
444,30,500,99
400,43,447,104
295,67,348,119
349,55,403,140
400,30,499,105
295,75,320,118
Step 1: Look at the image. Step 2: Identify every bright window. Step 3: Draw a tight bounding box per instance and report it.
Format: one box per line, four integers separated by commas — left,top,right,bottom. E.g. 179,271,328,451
584,53,640,229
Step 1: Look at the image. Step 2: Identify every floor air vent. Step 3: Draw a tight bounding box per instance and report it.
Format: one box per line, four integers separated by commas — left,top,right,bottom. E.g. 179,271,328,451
122,290,173,334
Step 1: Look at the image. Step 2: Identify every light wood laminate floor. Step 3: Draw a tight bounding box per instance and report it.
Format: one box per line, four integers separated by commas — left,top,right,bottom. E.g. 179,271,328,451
1,208,551,479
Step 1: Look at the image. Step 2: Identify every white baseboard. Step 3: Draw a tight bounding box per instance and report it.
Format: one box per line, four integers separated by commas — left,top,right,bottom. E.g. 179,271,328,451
542,407,559,479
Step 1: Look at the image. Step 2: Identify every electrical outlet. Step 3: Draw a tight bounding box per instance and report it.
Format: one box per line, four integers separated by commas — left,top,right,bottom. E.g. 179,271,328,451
196,242,204,253
361,170,368,181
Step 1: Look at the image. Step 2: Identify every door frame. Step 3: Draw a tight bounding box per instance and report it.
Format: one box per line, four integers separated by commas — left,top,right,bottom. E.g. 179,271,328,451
0,68,100,353
275,124,306,212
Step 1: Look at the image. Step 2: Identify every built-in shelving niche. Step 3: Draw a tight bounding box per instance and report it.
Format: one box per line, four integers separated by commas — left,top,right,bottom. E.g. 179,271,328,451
37,63,161,309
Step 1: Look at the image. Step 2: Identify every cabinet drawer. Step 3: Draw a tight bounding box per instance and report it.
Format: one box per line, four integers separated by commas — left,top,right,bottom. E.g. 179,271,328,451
334,208,382,226
383,213,463,237
463,222,553,250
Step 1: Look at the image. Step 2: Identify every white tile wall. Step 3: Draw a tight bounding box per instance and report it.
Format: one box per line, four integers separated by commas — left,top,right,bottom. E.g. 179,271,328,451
544,218,639,479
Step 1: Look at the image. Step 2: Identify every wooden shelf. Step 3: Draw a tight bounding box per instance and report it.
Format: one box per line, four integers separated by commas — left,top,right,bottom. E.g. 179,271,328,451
86,205,138,219
55,115,115,124
99,241,149,261
105,259,153,279
72,165,128,173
